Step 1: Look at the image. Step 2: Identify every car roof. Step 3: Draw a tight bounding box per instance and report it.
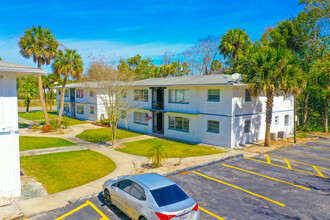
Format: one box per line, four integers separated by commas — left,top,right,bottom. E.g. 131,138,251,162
129,173,174,190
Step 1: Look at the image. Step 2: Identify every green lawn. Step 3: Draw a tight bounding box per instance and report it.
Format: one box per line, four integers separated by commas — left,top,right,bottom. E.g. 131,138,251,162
20,150,116,194
18,111,58,121
19,122,29,128
76,128,141,143
39,117,88,126
116,138,226,158
20,136,77,151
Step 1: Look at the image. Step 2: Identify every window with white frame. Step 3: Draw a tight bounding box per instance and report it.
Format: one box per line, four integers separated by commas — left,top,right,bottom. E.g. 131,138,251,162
207,120,219,133
169,89,190,103
121,110,126,119
134,112,148,125
76,89,84,98
284,115,289,126
77,105,84,114
245,89,251,102
134,90,148,101
168,116,189,132
244,120,251,133
90,106,94,114
64,104,69,112
275,116,279,125
90,91,94,97
207,89,220,102
64,89,69,97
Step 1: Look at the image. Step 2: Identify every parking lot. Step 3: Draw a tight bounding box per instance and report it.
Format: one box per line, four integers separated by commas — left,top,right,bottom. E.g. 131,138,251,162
29,138,330,220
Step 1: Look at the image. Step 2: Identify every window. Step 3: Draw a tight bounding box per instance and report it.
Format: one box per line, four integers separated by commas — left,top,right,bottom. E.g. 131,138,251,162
121,110,126,119
208,89,220,101
245,89,251,102
77,105,84,114
275,116,279,125
134,112,149,125
117,180,133,193
169,116,189,132
76,89,84,98
284,115,289,126
150,184,189,207
90,91,94,97
64,104,69,112
244,120,251,133
169,89,189,103
207,120,219,133
90,106,94,114
58,90,61,95
130,183,146,200
64,89,69,97
134,89,148,101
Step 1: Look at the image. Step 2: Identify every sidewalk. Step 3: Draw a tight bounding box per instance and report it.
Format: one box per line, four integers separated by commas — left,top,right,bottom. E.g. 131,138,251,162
20,145,88,157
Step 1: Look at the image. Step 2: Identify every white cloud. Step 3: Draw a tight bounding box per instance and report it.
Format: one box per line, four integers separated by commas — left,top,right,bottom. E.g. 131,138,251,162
0,37,192,73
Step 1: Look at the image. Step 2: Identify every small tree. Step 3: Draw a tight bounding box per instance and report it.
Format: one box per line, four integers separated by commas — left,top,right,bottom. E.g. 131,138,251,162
147,143,167,167
18,76,38,113
86,56,133,145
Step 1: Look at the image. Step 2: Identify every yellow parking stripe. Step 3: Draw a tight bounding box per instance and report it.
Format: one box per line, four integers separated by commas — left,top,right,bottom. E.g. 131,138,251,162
244,157,328,178
199,206,226,220
222,164,310,190
312,166,325,178
299,144,330,151
268,155,330,172
192,171,286,207
86,200,109,220
266,155,271,164
313,140,330,144
284,159,292,169
280,149,330,161
55,202,89,220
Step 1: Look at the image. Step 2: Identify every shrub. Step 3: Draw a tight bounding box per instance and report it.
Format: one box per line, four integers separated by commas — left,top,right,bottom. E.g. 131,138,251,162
298,125,310,132
147,143,167,168
298,132,308,138
49,119,58,130
31,124,39,132
101,118,110,126
61,117,70,129
41,124,53,133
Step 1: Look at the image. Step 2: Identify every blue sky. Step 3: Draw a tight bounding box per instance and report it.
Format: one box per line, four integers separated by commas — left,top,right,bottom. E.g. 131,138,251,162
0,0,303,73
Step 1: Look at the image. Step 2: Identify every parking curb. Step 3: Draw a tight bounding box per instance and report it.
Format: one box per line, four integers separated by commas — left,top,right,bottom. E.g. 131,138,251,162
165,153,244,177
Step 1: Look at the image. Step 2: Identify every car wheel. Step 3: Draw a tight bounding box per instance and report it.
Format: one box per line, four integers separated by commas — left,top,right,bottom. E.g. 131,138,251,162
104,189,112,206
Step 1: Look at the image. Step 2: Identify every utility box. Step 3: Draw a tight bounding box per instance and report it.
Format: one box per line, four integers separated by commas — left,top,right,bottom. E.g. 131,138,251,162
278,131,287,139
270,132,278,141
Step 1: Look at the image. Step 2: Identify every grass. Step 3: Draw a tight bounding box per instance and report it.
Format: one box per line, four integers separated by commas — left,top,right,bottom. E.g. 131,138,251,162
116,138,226,158
18,111,58,121
20,136,77,151
39,117,88,126
19,122,29,128
76,128,142,143
20,150,116,194
18,100,57,108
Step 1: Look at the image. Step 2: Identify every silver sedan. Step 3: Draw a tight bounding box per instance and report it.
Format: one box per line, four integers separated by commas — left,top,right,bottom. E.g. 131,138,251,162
102,173,200,220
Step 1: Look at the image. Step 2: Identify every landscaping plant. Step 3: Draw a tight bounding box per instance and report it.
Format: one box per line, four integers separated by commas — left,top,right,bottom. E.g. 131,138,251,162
147,143,167,168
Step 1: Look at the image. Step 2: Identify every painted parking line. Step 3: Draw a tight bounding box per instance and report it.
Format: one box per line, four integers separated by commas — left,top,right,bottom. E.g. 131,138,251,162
299,144,330,152
222,164,310,190
313,140,330,145
192,171,286,207
279,149,330,161
199,206,225,220
244,157,328,178
54,200,109,220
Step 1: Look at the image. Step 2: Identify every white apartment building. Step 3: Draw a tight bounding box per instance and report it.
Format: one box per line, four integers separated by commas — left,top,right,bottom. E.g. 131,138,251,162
0,61,46,197
56,74,294,148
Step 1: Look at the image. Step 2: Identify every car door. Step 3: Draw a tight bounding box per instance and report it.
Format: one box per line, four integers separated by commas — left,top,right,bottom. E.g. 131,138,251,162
125,182,149,220
111,179,133,213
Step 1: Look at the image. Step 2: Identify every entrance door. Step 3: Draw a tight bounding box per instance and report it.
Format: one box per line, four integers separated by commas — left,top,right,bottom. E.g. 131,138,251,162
153,112,164,133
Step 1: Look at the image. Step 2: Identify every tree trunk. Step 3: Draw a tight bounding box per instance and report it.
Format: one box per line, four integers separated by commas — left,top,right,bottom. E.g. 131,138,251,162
26,98,30,113
49,90,53,111
57,76,67,128
37,61,49,125
43,87,48,111
111,124,117,146
264,91,274,147
324,93,329,133
302,93,309,126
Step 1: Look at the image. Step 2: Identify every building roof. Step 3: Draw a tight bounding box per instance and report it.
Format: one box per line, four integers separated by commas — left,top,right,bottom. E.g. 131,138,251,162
0,61,46,76
53,74,244,89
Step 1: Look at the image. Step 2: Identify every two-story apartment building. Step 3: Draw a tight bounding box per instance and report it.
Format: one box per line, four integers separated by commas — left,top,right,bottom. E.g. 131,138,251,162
55,74,294,148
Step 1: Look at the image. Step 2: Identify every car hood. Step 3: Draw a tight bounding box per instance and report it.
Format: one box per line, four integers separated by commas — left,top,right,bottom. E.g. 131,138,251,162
160,197,195,214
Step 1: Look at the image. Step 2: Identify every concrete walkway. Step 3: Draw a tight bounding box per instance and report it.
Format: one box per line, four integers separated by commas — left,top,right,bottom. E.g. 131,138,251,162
20,145,88,157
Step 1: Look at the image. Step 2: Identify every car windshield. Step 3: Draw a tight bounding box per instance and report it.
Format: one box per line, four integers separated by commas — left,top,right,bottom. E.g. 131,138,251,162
150,184,189,207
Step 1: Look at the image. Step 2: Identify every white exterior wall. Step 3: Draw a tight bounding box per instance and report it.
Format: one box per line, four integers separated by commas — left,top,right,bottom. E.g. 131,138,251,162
0,72,21,197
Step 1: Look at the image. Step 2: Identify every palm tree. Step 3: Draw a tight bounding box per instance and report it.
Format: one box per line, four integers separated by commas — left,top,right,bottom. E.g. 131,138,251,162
53,49,84,128
147,143,167,167
18,26,58,125
244,47,304,147
219,28,251,72
18,76,39,113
